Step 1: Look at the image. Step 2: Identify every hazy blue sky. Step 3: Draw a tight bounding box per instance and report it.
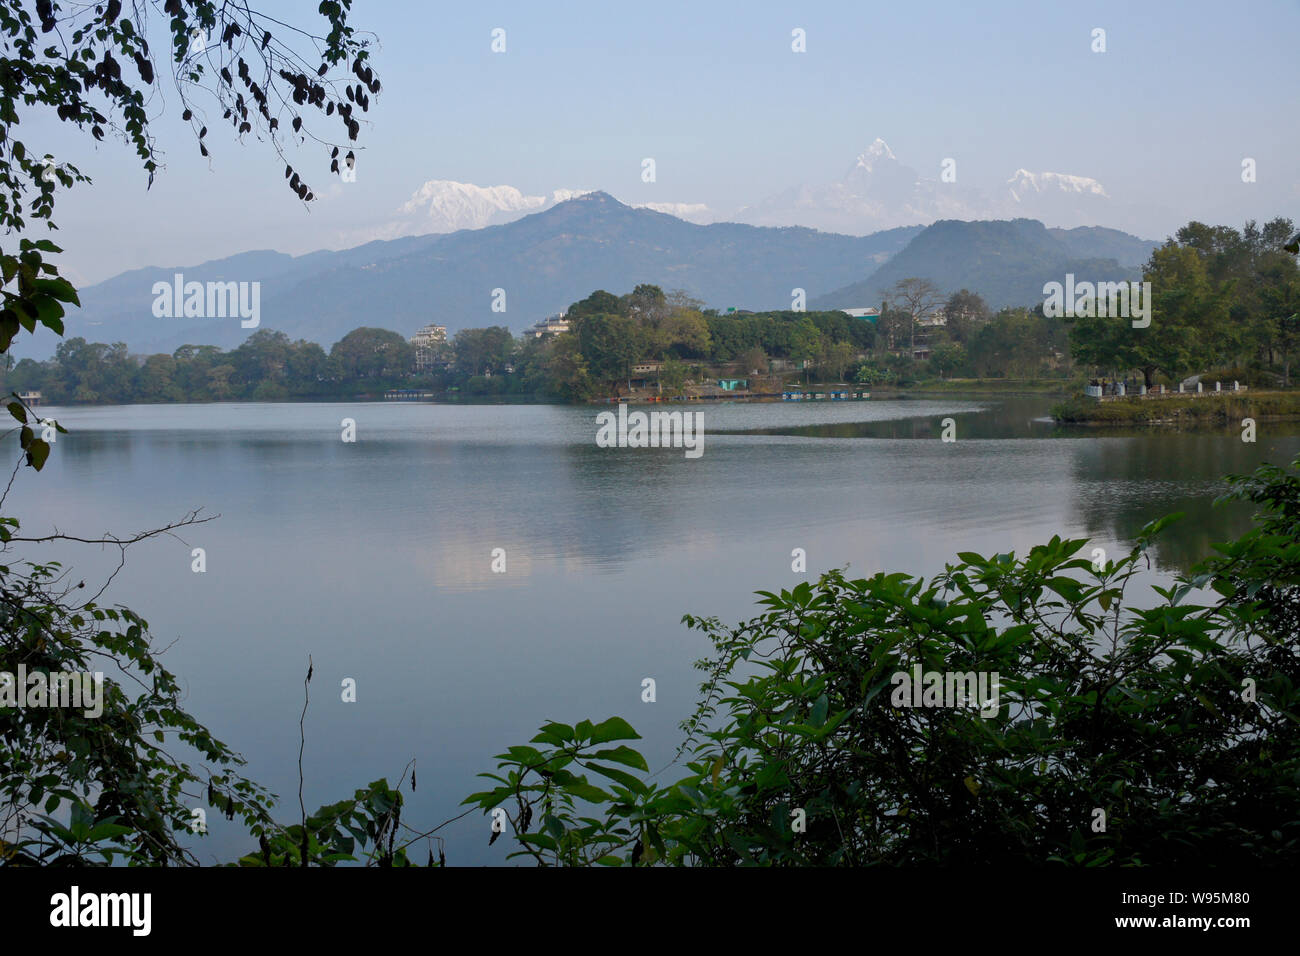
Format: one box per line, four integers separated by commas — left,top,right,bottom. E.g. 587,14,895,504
25,0,1300,285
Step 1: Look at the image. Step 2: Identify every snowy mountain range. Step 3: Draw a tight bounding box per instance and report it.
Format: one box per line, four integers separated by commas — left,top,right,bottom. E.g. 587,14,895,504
394,182,715,234
388,139,1128,238
394,182,590,232
733,138,1114,233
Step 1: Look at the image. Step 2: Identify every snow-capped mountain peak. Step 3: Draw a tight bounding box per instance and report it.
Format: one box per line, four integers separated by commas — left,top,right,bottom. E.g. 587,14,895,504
397,180,546,230
386,180,714,237
735,139,1119,234
1007,169,1109,201
850,137,899,174
549,188,595,204
395,181,604,233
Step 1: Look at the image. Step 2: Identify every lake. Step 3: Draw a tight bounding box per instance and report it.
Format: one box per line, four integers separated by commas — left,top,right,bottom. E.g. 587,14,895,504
13,396,1300,864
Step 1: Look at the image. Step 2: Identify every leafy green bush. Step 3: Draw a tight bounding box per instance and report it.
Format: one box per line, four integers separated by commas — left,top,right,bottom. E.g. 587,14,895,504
0,546,277,865
1,534,431,866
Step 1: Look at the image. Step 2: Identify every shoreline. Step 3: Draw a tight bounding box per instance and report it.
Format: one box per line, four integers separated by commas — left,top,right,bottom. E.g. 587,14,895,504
1051,390,1300,425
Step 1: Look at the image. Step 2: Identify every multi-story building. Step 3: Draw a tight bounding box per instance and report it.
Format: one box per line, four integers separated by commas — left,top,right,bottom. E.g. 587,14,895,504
410,323,448,371
526,312,571,338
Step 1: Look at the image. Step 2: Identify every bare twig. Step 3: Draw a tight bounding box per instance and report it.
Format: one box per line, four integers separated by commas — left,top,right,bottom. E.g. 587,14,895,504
299,653,312,865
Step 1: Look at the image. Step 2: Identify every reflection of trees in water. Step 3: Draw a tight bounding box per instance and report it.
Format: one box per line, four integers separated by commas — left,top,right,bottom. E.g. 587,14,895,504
731,397,1057,441
1068,432,1300,573
575,395,1300,576
726,396,1300,575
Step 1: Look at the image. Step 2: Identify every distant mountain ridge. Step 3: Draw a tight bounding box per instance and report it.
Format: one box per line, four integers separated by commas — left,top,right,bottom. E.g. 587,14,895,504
809,219,1157,312
1046,225,1158,268
23,195,1159,358
32,193,921,356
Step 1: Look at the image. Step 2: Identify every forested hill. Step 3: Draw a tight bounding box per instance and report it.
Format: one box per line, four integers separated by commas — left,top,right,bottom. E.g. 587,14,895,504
27,198,1160,360
811,218,1157,311
26,193,920,357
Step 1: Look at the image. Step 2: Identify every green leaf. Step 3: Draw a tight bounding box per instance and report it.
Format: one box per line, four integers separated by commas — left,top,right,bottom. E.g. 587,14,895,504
504,745,545,766
70,801,93,830
565,782,613,804
584,762,647,793
810,694,829,727
34,295,65,327
1140,512,1186,539
589,745,649,771
518,832,558,851
531,721,574,745
86,821,134,842
588,716,640,744
34,277,80,306
26,438,51,471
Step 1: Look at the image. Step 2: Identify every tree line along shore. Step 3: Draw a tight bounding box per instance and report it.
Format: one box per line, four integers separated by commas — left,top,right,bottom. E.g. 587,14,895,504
6,218,1296,421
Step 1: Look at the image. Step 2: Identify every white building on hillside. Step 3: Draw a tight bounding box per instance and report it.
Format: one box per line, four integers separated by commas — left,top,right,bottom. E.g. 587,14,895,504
410,323,448,370
839,307,881,322
527,312,570,338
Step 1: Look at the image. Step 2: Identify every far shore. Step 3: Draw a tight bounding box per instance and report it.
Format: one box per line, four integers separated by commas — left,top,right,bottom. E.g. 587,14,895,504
1051,389,1300,425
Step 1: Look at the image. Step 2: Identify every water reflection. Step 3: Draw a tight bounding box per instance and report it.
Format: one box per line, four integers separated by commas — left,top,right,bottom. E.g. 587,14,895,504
13,398,1299,866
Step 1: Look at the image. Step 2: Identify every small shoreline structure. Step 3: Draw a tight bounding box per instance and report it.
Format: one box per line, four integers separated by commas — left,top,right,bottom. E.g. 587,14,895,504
780,385,870,401
1052,385,1300,426
1083,378,1247,402
590,382,870,404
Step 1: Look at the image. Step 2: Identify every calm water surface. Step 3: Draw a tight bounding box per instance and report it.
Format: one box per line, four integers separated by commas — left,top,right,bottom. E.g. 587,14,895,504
14,397,1300,864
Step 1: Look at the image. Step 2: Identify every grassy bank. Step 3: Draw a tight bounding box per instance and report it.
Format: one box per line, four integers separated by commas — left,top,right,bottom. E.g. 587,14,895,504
1051,389,1300,424
874,378,1076,396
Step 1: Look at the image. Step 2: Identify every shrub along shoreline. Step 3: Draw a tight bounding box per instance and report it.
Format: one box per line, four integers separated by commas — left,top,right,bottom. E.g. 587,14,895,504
1052,389,1300,425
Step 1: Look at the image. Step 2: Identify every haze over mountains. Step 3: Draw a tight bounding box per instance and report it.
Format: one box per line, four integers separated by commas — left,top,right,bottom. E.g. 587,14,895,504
384,138,1141,239
40,193,921,355
733,138,1122,235
30,186,1159,358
